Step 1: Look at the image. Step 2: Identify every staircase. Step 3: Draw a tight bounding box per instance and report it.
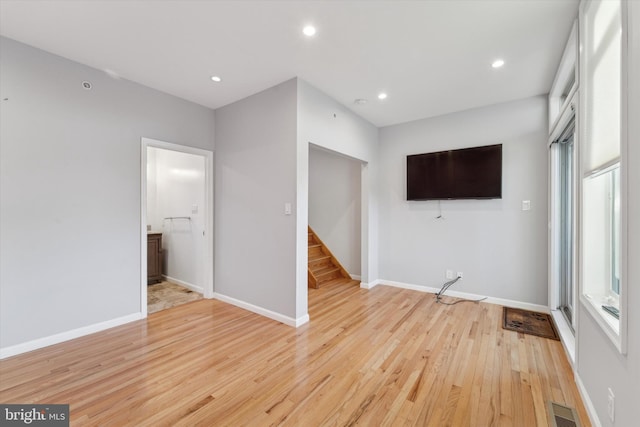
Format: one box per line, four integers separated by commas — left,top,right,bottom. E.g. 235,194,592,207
308,226,352,288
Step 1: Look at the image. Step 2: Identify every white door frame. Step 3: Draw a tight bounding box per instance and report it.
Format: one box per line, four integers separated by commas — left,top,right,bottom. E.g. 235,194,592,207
140,137,214,317
307,143,368,282
548,94,578,317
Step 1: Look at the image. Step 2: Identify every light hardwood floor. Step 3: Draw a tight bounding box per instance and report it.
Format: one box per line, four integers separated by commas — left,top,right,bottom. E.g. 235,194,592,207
0,280,590,426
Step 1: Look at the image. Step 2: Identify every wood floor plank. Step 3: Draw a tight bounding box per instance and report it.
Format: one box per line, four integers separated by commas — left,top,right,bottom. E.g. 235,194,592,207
0,282,590,426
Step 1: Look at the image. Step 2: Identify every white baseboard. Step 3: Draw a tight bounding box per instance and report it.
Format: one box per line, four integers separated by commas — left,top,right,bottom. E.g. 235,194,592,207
377,279,440,294
575,371,602,427
482,295,550,314
373,279,550,313
350,274,362,280
212,292,308,327
0,312,145,360
163,275,203,294
295,314,310,327
550,309,576,366
360,279,381,289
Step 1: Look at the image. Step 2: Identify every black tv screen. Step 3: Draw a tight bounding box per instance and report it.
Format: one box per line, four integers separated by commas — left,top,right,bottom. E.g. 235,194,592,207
407,144,502,200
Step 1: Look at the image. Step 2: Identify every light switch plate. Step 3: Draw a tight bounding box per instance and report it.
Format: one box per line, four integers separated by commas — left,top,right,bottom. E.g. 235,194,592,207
522,200,531,211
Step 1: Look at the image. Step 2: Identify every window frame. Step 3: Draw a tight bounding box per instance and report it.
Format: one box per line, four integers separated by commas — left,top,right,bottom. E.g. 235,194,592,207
578,0,628,354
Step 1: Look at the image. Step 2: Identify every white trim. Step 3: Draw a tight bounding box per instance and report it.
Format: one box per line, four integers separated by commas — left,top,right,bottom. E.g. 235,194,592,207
618,0,630,357
548,143,560,310
549,92,578,146
550,310,576,366
580,295,620,340
377,279,441,294
360,161,372,289
295,314,310,327
162,275,204,295
547,91,579,333
0,313,144,360
373,280,550,313
350,274,362,280
212,293,309,327
360,279,381,289
549,20,578,133
575,371,603,427
140,144,148,317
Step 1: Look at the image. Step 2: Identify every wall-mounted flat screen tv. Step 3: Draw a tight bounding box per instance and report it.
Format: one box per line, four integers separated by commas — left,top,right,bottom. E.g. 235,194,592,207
407,144,502,200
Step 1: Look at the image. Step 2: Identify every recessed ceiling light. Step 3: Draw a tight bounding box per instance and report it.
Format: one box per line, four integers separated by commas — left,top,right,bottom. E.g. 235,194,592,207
491,59,505,69
303,25,316,37
378,93,388,100
210,76,222,82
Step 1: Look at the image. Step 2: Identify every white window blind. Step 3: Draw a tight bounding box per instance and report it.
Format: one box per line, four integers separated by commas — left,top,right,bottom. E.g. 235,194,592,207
583,0,622,176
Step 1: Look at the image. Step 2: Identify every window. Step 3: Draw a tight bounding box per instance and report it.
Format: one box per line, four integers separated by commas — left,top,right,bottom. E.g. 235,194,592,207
582,164,620,311
579,0,627,353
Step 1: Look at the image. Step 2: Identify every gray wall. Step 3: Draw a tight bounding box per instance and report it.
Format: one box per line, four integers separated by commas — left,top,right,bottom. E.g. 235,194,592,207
576,3,640,425
214,79,298,318
309,146,361,276
378,96,548,305
214,79,377,323
0,37,215,349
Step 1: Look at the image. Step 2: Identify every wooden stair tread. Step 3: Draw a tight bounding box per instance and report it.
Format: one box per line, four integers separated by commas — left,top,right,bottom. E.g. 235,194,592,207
312,266,340,277
307,226,351,289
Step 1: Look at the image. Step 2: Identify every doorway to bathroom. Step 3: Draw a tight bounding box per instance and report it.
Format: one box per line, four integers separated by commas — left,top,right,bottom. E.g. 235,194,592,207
141,138,214,316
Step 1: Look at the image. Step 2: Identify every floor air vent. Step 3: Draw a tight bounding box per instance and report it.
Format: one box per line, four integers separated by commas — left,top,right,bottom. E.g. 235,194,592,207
548,401,581,427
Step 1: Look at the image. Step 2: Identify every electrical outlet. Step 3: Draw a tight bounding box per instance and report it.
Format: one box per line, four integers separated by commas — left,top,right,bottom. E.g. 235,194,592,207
607,388,615,422
446,270,454,279
457,272,463,279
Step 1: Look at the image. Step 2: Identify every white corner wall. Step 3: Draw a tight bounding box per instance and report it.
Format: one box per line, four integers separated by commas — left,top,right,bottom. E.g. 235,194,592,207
147,147,206,291
309,146,361,276
296,79,379,318
0,37,215,352
378,96,549,305
214,78,298,320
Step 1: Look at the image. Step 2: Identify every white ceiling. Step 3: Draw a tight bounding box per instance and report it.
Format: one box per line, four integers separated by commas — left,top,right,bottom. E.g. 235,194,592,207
0,0,578,127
